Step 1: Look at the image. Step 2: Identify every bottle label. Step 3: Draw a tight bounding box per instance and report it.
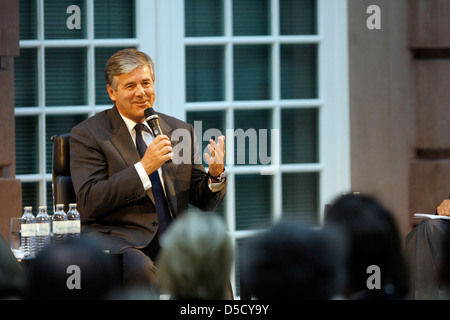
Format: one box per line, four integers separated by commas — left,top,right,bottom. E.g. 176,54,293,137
36,223,50,236
21,224,36,237
66,220,80,234
53,221,67,234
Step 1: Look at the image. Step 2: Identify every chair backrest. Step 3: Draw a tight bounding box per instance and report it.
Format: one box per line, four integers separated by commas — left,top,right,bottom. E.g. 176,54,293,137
50,133,125,285
51,133,76,213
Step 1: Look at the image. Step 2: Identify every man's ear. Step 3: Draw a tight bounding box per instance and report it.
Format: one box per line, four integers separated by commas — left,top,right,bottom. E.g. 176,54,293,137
107,84,116,102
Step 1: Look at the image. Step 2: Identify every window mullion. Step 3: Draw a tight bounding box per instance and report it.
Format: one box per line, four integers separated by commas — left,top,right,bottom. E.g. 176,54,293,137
271,0,281,224
224,0,232,38
86,0,95,114
37,0,45,110
37,0,46,208
39,110,46,207
37,0,43,42
86,0,94,41
135,0,154,57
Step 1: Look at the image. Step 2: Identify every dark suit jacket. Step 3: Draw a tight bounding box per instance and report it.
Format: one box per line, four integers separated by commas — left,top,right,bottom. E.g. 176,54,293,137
70,106,226,253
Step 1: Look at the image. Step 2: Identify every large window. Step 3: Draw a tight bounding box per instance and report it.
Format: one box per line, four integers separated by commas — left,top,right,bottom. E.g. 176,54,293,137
181,0,349,296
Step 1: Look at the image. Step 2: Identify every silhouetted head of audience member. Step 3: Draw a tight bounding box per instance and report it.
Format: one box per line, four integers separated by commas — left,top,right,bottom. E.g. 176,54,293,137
27,238,121,299
325,193,409,299
157,212,233,300
240,220,348,300
0,235,26,299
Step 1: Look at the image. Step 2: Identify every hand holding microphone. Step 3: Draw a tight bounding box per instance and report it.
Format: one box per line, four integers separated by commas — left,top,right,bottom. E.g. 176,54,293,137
141,108,172,174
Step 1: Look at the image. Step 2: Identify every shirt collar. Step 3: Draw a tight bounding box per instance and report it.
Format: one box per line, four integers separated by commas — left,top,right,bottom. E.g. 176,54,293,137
117,109,152,135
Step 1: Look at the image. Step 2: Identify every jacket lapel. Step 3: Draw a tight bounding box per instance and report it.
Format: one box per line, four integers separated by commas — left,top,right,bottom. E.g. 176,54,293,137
107,107,156,204
108,106,141,168
158,115,178,217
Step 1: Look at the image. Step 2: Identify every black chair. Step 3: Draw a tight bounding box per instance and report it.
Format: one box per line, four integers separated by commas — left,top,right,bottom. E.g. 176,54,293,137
51,133,123,289
51,133,76,213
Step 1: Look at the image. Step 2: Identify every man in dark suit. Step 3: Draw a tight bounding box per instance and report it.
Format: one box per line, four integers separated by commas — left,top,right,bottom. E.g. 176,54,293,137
406,198,450,299
70,49,227,292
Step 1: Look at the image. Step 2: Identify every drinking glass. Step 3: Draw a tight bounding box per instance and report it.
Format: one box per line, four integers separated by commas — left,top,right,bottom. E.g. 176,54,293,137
10,217,24,259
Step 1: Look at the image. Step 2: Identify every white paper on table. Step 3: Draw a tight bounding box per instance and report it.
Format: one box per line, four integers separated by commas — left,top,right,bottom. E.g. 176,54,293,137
414,213,450,220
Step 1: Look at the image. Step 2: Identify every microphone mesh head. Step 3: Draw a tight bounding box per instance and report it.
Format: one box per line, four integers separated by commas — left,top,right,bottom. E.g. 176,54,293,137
144,108,157,119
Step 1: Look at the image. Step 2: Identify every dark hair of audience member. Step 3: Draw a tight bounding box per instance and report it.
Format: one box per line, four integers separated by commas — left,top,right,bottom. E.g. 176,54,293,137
325,194,409,299
240,219,348,300
0,235,26,299
26,238,121,300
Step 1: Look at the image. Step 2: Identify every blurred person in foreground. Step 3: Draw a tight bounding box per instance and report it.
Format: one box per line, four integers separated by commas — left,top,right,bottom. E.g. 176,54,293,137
26,238,120,299
240,219,348,300
156,212,233,300
437,220,450,299
70,48,226,293
325,194,409,300
405,197,450,299
0,236,26,299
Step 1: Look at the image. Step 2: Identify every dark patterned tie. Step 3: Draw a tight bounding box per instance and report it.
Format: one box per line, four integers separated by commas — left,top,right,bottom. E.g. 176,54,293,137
134,123,172,235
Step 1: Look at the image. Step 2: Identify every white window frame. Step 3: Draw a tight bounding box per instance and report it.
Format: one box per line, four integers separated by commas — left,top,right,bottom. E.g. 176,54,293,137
143,0,350,296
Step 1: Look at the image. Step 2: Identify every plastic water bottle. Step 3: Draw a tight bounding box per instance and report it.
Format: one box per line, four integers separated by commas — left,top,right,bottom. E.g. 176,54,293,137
35,205,51,253
66,203,80,240
20,206,36,258
52,204,67,244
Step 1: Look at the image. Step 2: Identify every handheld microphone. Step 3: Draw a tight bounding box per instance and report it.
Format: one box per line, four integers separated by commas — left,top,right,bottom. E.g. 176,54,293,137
144,108,163,136
144,108,171,163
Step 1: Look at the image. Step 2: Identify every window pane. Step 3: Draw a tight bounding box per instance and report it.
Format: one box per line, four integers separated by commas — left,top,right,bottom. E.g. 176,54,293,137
186,46,225,102
45,48,87,106
15,48,38,107
281,108,318,163
45,114,87,173
95,47,134,105
282,172,319,225
233,0,270,36
235,237,254,297
235,174,272,230
19,0,37,40
44,0,86,39
234,45,271,101
280,44,317,99
186,111,226,167
234,109,272,166
15,116,39,175
280,0,317,35
185,0,223,37
22,182,39,213
95,0,135,39
46,181,55,215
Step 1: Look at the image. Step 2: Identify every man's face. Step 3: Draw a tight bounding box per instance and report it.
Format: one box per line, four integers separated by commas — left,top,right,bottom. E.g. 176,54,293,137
107,65,155,123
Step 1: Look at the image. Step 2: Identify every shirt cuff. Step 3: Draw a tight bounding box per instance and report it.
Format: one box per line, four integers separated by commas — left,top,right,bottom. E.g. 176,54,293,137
134,162,151,191
208,177,226,192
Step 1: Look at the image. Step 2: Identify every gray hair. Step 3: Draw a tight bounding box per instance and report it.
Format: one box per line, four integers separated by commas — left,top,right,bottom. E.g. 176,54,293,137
104,48,155,90
157,213,233,300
